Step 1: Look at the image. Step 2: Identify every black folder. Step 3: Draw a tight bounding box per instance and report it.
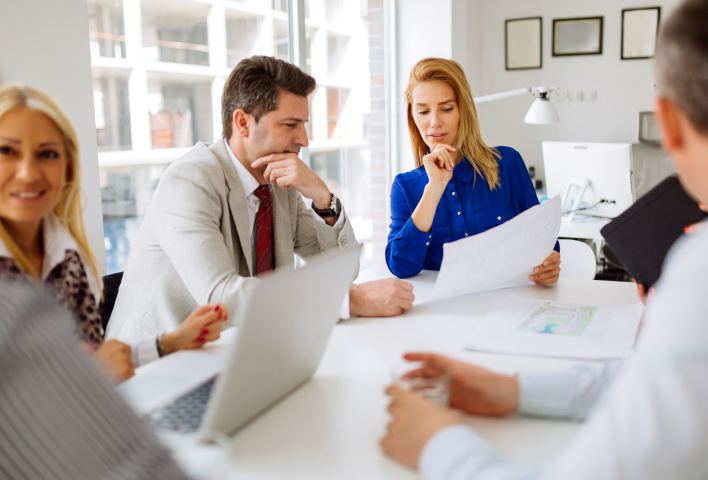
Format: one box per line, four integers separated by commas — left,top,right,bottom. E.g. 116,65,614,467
600,175,707,289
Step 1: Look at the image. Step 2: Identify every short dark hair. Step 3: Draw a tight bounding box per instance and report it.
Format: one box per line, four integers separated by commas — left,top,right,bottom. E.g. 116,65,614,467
221,55,316,139
655,0,708,133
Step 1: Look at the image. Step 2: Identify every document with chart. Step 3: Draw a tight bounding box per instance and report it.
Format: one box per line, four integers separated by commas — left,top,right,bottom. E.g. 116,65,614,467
428,196,562,302
465,297,644,359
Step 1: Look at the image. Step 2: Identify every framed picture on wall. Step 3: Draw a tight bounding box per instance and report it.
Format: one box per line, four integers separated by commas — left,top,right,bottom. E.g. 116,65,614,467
552,17,603,56
621,7,661,60
505,17,542,70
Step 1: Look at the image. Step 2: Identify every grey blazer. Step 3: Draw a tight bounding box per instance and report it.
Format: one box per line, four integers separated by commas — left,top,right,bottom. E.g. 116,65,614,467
106,139,358,343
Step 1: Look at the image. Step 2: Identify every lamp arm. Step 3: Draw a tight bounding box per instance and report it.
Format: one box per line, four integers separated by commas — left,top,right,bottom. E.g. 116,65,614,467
473,87,532,104
550,87,570,104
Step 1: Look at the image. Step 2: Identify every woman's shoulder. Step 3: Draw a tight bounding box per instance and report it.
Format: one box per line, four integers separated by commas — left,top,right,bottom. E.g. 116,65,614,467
394,165,427,185
493,146,527,173
44,215,102,302
493,146,523,162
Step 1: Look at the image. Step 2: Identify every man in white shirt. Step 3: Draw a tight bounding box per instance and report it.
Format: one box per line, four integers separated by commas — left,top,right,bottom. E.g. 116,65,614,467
107,56,414,344
381,1,708,478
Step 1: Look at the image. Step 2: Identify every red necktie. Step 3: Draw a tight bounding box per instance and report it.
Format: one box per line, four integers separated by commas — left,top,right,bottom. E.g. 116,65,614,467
254,185,274,275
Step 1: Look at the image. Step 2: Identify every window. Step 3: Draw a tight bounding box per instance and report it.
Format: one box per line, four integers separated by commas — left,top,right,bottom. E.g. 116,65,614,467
93,75,131,151
87,0,389,274
88,0,126,59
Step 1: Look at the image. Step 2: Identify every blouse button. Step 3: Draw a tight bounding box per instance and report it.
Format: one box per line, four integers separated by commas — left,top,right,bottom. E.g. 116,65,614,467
426,242,430,246
465,233,469,237
497,216,502,220
457,211,461,215
452,191,456,195
429,234,432,238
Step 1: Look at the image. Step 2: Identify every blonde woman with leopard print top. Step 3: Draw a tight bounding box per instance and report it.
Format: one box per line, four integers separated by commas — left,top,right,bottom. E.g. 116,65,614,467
0,84,227,383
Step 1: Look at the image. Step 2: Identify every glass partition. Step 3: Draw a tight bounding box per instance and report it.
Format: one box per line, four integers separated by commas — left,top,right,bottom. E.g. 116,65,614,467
87,0,388,273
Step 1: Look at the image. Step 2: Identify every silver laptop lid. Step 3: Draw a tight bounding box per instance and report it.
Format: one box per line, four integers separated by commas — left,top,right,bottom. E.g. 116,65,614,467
198,245,361,440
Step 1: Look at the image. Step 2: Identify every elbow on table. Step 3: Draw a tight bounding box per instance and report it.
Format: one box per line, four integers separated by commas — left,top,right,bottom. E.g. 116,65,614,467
385,247,422,279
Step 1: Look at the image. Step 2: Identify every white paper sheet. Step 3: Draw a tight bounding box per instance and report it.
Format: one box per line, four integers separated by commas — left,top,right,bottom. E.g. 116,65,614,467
465,297,644,360
428,196,562,302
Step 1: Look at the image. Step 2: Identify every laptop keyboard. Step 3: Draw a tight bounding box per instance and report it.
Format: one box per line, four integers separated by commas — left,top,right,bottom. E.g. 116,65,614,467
149,376,217,432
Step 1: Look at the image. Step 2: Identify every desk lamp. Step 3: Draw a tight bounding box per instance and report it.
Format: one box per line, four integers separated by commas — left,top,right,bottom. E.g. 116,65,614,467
473,87,568,124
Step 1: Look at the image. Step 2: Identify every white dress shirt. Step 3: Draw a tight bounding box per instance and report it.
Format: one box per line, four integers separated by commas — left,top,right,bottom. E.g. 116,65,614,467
223,139,351,318
225,138,275,270
420,221,708,480
0,215,160,366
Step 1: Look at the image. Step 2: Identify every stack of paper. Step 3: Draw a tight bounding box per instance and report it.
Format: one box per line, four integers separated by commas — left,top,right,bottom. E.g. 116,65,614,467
465,297,644,360
428,196,562,302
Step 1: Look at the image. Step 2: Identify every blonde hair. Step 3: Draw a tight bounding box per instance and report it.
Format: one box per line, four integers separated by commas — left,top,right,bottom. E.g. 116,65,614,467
405,58,500,190
0,84,101,286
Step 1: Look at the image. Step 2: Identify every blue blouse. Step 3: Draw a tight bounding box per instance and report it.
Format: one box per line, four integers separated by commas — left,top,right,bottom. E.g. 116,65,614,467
386,146,560,278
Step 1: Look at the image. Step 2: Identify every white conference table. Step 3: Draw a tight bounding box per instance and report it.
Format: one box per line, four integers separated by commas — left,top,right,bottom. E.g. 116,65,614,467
159,267,640,479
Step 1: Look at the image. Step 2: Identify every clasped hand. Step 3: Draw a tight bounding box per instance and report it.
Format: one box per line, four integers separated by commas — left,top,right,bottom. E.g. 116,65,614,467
381,353,519,468
91,303,228,383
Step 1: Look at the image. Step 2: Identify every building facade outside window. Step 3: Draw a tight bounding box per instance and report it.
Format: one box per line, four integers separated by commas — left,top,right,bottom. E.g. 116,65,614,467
87,0,390,274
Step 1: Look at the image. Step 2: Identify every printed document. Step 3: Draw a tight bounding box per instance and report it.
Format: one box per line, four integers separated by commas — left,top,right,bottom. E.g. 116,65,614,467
428,196,562,302
465,297,643,360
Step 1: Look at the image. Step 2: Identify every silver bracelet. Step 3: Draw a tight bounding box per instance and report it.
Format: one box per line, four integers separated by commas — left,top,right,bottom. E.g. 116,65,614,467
156,334,166,357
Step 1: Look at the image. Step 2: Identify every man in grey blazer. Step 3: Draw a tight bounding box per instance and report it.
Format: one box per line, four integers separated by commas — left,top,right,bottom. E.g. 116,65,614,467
107,56,414,346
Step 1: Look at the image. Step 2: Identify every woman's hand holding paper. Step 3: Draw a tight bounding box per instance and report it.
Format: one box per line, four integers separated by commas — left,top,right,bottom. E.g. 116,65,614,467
530,250,561,284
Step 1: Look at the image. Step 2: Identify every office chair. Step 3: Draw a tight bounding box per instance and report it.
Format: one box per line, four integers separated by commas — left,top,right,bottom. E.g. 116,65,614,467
558,239,597,280
99,272,123,334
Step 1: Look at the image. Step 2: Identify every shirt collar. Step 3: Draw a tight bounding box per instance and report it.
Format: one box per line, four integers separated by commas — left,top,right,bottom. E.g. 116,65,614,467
0,234,10,259
223,138,271,197
0,214,77,271
453,157,476,184
0,214,101,301
41,214,82,279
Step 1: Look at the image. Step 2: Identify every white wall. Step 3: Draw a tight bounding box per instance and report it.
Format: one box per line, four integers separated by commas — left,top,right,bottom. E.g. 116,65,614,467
464,0,681,182
395,0,453,174
396,0,680,183
0,0,106,274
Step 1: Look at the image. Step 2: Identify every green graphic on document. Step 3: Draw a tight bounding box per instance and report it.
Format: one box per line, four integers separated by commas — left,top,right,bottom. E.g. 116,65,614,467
517,304,597,336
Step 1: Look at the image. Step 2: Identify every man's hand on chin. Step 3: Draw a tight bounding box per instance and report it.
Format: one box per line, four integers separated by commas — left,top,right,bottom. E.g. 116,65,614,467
252,152,337,225
252,152,329,200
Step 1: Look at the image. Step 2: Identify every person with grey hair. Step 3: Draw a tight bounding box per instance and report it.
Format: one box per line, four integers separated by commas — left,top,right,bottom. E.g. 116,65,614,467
379,0,708,478
0,283,189,480
107,56,415,345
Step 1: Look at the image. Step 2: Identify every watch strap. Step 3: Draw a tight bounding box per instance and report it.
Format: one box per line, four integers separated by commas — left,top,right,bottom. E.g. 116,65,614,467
312,194,341,218
156,334,166,357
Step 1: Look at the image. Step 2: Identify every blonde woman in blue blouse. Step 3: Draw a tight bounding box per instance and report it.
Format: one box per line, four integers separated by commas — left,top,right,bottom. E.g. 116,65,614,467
386,58,560,282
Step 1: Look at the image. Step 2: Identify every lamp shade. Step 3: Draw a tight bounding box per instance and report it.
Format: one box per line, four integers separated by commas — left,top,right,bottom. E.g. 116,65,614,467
524,98,560,124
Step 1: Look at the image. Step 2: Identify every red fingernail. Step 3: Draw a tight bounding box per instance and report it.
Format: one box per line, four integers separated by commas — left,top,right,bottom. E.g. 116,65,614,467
198,337,206,342
201,329,209,335
215,305,220,312
684,226,690,233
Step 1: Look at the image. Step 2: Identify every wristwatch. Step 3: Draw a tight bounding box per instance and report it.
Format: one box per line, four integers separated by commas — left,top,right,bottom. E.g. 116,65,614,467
156,334,166,357
312,193,342,218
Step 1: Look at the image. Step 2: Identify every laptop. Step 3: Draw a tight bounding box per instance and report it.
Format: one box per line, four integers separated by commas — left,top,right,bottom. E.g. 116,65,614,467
117,245,360,443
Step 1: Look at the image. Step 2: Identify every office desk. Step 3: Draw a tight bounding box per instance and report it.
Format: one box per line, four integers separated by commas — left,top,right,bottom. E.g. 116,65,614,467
558,217,610,261
536,190,609,246
166,269,639,479
558,217,610,242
